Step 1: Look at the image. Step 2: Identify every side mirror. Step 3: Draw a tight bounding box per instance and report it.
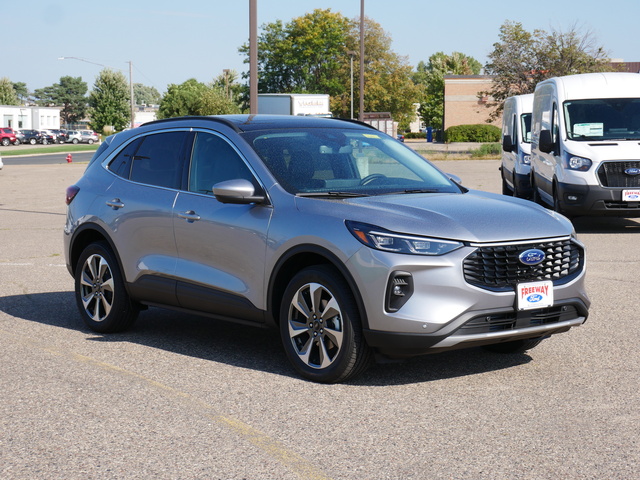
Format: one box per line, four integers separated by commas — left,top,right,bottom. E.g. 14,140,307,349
539,129,555,154
213,179,266,205
502,134,514,152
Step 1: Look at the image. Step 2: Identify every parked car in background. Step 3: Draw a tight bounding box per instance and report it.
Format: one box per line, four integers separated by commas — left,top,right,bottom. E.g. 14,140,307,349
66,131,82,144
38,131,55,144
0,127,18,146
50,129,68,144
79,130,99,144
18,129,42,145
14,130,25,144
64,115,590,383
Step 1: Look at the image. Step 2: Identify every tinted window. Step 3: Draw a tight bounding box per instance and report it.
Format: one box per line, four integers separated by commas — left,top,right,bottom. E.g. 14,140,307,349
188,132,256,195
108,137,143,178
128,131,188,189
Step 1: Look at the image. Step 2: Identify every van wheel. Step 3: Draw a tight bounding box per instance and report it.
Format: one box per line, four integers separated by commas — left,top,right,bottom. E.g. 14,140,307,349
280,265,372,383
75,242,139,333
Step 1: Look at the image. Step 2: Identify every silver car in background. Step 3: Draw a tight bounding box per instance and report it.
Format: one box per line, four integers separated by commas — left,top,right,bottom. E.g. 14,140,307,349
64,115,590,383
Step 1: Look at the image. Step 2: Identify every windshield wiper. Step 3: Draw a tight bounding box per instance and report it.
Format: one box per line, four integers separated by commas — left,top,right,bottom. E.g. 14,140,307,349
296,191,370,198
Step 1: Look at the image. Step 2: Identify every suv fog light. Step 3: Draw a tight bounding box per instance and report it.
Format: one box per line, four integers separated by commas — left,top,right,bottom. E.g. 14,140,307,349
386,271,413,312
566,195,579,202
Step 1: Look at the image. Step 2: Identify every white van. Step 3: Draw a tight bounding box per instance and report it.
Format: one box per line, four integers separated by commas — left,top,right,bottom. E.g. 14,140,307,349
530,72,640,217
500,93,534,198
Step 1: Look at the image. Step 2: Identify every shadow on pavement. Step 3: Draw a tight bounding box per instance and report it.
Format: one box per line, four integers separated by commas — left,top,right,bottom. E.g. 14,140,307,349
0,291,532,387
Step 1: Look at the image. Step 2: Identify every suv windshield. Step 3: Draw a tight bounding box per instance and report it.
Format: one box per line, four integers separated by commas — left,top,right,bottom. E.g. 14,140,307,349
243,128,459,195
564,98,640,141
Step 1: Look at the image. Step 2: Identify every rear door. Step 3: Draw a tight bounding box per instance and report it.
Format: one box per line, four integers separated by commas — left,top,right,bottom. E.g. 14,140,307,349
104,130,190,306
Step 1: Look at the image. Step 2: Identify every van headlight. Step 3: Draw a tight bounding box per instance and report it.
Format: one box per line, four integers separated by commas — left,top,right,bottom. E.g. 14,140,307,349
564,153,592,171
522,154,531,165
346,221,463,255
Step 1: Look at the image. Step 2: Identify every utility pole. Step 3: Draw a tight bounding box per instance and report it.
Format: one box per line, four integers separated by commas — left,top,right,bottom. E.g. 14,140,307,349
359,0,365,121
129,61,135,128
249,0,258,114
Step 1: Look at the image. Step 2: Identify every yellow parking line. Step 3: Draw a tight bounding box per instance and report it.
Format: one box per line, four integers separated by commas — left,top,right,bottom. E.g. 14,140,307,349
2,329,334,480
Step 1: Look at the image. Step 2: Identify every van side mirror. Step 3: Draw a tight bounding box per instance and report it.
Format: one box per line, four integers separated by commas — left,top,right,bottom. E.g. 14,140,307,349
539,129,555,153
502,134,515,152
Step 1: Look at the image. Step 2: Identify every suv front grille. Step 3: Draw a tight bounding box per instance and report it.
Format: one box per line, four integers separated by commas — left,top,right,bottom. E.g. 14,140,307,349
463,239,583,291
597,161,640,187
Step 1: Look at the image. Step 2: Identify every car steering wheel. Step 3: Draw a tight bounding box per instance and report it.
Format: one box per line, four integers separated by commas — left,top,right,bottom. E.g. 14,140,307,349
359,173,387,186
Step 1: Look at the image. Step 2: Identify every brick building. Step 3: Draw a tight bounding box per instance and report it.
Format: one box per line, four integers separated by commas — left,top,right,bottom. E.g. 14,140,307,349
443,75,499,130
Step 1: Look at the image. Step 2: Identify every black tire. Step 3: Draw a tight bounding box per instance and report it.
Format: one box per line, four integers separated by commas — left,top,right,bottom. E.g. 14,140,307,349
74,242,139,333
88,139,94,144
29,138,37,145
279,265,372,383
72,138,79,144
1,138,9,146
484,337,544,354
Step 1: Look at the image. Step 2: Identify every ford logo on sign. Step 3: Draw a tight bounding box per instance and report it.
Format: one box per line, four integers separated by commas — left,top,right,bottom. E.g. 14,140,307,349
527,294,544,303
519,249,545,266
625,168,640,176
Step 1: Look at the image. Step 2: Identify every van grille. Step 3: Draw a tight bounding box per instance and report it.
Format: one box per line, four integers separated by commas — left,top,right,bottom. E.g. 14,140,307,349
463,239,583,292
597,161,640,187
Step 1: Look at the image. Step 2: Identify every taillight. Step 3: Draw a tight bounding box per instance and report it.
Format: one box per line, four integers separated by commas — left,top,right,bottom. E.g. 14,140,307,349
66,185,80,205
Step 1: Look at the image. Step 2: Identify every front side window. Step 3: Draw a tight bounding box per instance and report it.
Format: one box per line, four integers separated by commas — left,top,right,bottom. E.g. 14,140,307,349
188,132,256,195
520,113,532,143
244,128,459,195
564,98,640,141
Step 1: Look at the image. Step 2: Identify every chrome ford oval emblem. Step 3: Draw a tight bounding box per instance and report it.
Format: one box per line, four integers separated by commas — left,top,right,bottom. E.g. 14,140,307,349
519,249,545,266
625,167,640,176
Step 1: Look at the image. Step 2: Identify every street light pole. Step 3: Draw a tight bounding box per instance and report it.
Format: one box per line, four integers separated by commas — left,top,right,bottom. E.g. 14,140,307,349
249,0,258,114
359,0,365,121
58,56,135,129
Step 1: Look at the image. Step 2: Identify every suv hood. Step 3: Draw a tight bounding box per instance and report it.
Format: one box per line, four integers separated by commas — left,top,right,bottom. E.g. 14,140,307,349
296,190,573,243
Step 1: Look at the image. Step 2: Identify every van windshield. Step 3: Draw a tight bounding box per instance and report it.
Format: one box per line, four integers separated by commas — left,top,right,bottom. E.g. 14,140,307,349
564,98,640,141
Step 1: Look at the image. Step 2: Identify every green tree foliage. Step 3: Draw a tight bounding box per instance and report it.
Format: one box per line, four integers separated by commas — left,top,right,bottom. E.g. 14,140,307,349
157,78,241,119
0,77,19,105
133,83,162,106
88,69,131,132
414,52,481,129
12,82,28,104
240,9,420,123
482,20,613,120
34,76,88,126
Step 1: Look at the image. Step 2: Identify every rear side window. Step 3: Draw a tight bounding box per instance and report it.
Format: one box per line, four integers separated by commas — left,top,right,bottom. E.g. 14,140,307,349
108,131,188,189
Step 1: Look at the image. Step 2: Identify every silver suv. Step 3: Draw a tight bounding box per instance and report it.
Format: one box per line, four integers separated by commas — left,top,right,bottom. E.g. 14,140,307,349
64,115,590,383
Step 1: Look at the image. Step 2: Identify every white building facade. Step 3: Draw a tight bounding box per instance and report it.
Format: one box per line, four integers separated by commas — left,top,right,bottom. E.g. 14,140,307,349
1,105,62,130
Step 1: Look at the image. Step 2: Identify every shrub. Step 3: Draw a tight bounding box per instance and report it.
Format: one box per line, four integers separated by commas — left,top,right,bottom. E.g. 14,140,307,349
404,132,426,139
470,143,501,158
444,124,501,143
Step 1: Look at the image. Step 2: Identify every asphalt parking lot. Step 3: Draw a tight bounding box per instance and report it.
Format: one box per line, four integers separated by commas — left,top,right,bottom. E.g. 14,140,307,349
0,161,638,479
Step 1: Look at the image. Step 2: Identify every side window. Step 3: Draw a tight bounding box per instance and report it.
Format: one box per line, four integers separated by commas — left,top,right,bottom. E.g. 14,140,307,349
552,103,559,145
188,132,256,195
108,137,143,178
129,131,188,189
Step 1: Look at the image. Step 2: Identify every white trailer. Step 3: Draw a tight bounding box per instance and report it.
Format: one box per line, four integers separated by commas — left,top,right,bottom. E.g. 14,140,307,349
258,94,332,117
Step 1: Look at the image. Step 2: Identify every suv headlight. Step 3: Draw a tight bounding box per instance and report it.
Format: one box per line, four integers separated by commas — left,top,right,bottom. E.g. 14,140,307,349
346,221,463,256
564,152,592,171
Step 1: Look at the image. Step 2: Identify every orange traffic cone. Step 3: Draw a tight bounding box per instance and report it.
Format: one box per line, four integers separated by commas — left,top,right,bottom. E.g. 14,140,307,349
66,154,72,163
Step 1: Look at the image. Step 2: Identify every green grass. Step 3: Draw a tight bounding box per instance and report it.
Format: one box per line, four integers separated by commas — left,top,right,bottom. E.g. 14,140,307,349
1,144,100,157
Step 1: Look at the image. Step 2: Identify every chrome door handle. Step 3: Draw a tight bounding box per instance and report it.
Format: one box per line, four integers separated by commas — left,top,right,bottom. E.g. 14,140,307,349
106,198,125,209
177,210,201,222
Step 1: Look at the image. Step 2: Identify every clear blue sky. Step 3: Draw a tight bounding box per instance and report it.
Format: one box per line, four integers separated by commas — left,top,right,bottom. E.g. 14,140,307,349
4,0,639,93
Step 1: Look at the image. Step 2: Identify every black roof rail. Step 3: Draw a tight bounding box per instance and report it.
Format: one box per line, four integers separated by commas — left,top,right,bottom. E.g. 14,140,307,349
329,117,380,131
142,115,243,133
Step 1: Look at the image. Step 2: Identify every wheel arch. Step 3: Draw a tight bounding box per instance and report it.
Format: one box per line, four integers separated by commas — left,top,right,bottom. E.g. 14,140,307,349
69,223,123,280
266,244,369,330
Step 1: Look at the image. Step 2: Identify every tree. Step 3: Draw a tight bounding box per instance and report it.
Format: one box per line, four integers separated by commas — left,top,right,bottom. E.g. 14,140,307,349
240,9,420,123
134,83,162,106
34,76,88,126
0,77,19,105
157,78,241,119
482,20,613,120
414,52,482,129
88,69,131,132
12,82,29,104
